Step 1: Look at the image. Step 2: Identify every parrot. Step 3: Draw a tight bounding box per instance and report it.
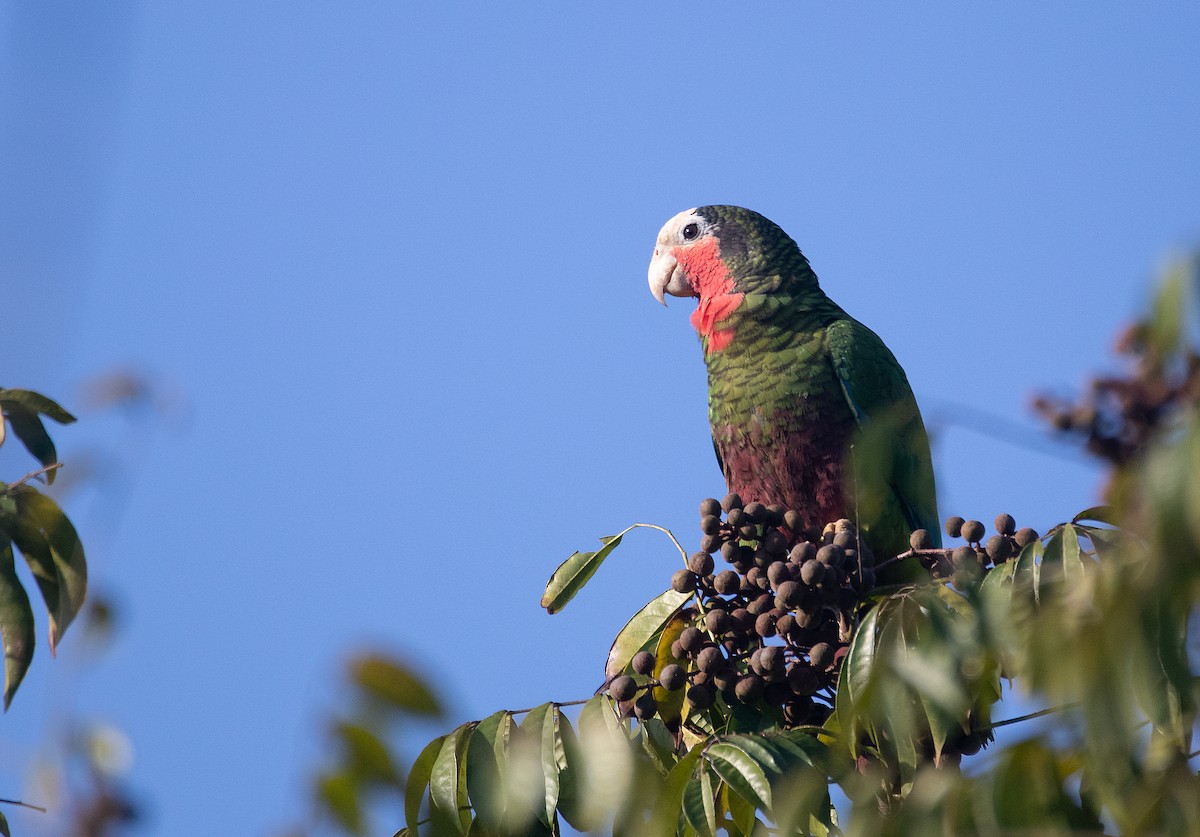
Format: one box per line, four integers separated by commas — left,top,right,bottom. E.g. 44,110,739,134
647,205,940,561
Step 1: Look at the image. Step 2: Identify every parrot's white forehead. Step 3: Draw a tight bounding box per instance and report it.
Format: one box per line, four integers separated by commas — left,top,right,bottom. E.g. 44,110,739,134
655,208,711,247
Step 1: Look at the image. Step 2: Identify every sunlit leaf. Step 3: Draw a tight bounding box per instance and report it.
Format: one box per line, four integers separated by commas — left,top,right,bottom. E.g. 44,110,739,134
337,721,399,785
10,488,86,653
517,703,556,827
317,771,363,835
540,527,634,614
605,589,691,680
0,389,76,425
706,742,771,812
4,408,57,481
430,723,476,834
405,734,446,836
0,539,34,710
681,758,716,837
351,653,441,716
466,711,510,829
649,744,703,835
1072,506,1120,527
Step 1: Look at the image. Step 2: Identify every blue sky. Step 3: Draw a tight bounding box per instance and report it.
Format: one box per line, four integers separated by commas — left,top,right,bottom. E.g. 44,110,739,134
3,3,1199,834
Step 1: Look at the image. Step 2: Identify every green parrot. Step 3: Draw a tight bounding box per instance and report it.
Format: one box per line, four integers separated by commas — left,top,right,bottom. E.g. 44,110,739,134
648,205,940,560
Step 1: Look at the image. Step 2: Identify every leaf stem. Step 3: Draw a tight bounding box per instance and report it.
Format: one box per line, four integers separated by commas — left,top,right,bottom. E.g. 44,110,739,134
2,462,63,490
989,702,1080,730
0,797,47,813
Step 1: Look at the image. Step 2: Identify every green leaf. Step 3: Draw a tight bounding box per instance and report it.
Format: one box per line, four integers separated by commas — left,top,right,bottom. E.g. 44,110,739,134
0,809,8,837
518,703,557,827
1072,505,1120,527
336,721,399,784
406,734,446,835
317,771,364,835
466,711,511,830
605,589,691,680
554,711,593,832
11,488,86,653
0,389,76,424
639,716,677,774
681,759,717,837
430,723,476,834
541,527,634,614
649,744,703,835
0,539,34,710
351,653,441,716
4,407,58,482
720,735,783,776
706,742,771,812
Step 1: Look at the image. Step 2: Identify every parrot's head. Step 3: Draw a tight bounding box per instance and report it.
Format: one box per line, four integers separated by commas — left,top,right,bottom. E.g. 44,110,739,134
647,205,804,306
648,206,814,353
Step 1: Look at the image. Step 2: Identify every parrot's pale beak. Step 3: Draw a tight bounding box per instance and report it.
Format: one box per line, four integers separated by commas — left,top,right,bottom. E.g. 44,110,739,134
648,247,695,306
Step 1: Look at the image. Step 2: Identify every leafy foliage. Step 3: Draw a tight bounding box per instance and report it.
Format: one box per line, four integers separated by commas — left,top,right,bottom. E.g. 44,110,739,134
329,253,1200,835
0,388,85,708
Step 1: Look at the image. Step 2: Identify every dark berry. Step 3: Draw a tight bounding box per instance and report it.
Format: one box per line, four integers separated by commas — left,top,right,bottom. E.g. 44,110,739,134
787,664,820,696
658,664,686,691
685,683,715,709
809,642,833,670
960,520,985,544
909,529,932,550
800,560,826,586
721,493,744,512
700,514,723,536
985,535,1013,563
734,674,764,703
766,561,792,588
945,516,965,539
746,593,773,616
783,698,814,725
608,675,637,701
832,530,857,550
816,544,844,566
688,552,715,575
1014,527,1039,547
738,523,759,541
671,569,697,593
632,651,655,676
726,508,745,528
679,627,704,655
775,580,802,609
669,639,685,659
699,497,722,518
783,510,803,532
765,505,786,527
731,608,754,632
696,646,725,674
617,699,635,718
633,692,657,720
763,529,788,554
951,545,978,568
699,533,722,554
743,502,766,522
759,645,784,672
994,513,1016,536
764,681,793,706
704,609,731,635
713,570,741,596
754,612,777,638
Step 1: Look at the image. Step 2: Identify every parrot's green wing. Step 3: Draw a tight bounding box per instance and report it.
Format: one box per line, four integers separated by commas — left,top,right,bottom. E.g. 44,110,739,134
825,318,941,552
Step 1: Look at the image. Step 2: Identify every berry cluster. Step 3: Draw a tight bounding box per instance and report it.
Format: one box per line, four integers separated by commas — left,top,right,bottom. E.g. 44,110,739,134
609,493,878,728
911,513,1038,590
608,498,1035,731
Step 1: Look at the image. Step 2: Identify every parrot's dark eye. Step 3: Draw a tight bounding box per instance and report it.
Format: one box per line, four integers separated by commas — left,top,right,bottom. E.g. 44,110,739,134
682,223,700,241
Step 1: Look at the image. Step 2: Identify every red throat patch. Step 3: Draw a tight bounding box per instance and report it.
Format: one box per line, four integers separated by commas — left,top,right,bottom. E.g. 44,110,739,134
675,238,743,354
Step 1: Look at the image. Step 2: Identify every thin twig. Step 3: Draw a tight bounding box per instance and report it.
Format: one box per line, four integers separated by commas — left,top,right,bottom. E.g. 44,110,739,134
989,702,1079,730
506,697,593,716
0,797,47,813
629,522,689,563
3,462,63,490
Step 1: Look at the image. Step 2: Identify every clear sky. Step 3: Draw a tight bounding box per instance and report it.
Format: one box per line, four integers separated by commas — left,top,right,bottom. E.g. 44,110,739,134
3,3,1199,834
